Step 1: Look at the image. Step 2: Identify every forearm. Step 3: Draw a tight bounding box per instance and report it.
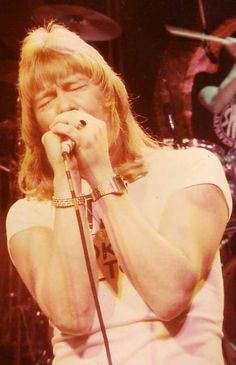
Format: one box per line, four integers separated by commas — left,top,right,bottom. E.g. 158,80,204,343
95,194,198,321
39,172,97,333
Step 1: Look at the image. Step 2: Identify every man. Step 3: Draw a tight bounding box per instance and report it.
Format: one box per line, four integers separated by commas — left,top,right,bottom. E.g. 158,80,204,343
6,23,231,364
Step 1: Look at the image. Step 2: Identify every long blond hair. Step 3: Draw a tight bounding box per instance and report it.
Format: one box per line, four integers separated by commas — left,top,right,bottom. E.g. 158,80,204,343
18,22,158,199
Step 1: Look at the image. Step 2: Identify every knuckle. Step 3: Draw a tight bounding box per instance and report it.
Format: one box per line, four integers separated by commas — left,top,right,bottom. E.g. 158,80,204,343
66,124,74,134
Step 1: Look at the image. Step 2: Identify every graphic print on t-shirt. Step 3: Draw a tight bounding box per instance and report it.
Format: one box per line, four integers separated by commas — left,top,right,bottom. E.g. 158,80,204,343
93,225,123,295
213,99,236,149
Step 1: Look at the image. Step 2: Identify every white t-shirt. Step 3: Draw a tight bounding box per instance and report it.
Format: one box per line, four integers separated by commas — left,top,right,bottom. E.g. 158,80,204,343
6,147,232,365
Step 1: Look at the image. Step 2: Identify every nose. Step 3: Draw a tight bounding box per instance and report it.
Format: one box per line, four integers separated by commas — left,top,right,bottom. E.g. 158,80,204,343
56,87,77,113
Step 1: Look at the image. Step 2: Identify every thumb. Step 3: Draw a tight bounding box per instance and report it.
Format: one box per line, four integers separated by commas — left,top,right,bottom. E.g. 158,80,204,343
41,131,63,168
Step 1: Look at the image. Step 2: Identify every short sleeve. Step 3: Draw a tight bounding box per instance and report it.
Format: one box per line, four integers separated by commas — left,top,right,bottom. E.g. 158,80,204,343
177,148,233,218
6,198,54,243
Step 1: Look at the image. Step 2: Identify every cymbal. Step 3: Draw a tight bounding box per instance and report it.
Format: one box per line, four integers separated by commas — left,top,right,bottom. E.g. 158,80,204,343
32,4,122,41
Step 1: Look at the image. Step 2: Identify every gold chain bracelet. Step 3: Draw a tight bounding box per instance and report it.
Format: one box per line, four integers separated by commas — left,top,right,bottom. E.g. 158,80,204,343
52,195,86,208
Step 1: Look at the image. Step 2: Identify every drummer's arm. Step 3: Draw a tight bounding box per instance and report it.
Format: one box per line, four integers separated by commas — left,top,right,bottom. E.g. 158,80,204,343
199,63,236,114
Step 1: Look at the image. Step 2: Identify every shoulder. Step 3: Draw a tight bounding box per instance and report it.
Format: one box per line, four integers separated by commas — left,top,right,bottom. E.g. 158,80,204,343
6,197,54,242
175,147,226,183
147,145,220,169
7,197,52,217
147,147,232,216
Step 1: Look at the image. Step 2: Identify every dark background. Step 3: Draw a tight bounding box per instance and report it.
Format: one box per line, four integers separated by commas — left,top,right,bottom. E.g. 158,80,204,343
1,1,236,364
1,0,236,138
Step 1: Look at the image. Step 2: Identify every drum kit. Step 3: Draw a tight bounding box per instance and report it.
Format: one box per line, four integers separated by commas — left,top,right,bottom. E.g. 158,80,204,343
0,6,236,364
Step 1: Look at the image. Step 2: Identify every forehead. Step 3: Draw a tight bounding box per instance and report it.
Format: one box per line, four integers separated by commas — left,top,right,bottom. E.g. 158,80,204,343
29,52,90,93
34,73,89,98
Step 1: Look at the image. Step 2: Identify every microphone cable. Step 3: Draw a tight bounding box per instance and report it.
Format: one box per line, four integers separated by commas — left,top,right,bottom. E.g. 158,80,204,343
61,149,113,365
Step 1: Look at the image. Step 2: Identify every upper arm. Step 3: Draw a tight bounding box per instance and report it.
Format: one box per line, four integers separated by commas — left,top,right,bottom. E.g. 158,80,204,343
9,226,53,310
158,183,228,279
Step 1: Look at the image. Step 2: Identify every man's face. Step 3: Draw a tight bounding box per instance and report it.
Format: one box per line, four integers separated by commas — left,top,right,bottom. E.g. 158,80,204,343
33,72,108,132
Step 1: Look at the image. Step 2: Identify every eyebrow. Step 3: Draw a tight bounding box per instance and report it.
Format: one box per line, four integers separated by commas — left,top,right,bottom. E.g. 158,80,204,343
34,75,89,102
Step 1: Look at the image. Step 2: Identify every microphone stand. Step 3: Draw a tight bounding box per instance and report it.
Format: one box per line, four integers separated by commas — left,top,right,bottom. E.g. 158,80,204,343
62,150,113,365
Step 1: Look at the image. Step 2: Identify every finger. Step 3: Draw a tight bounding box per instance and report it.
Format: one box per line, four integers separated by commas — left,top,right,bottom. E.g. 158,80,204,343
41,131,50,146
50,122,84,143
41,131,61,153
41,130,56,146
50,109,90,127
50,118,86,130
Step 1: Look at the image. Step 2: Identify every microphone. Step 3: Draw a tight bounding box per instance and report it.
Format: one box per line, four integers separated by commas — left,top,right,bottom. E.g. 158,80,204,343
61,139,75,155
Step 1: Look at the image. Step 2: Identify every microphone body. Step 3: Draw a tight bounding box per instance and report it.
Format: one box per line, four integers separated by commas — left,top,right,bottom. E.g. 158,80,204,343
61,139,75,155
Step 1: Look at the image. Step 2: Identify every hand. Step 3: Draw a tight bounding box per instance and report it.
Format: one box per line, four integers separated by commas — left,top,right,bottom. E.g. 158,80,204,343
41,130,79,175
41,131,64,171
50,109,114,186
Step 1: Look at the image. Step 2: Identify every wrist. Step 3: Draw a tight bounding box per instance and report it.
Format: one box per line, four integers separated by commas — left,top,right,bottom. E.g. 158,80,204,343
91,175,127,202
87,167,115,189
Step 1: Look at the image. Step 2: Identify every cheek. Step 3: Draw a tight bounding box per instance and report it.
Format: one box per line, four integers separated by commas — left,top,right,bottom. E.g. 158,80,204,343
35,109,53,133
90,95,109,121
85,87,107,117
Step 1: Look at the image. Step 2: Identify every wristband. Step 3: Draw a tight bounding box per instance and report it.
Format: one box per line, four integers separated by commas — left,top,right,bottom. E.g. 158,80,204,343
91,175,127,202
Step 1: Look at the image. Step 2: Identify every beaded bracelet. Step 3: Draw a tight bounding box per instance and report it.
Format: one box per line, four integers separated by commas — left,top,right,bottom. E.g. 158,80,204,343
52,195,86,208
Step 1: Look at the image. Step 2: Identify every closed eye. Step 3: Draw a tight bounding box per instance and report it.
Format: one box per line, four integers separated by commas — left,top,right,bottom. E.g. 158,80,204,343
38,97,55,109
66,82,89,92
